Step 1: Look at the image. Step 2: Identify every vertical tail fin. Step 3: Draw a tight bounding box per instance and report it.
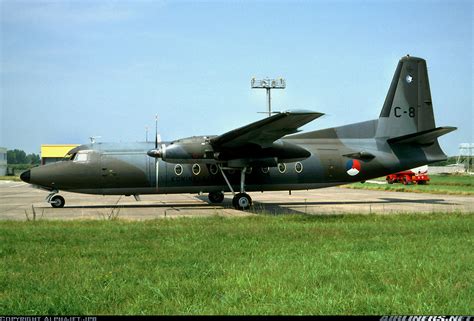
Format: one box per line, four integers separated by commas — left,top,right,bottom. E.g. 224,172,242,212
376,55,436,138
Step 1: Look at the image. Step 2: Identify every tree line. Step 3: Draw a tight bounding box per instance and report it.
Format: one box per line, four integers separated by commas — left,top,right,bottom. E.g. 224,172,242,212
7,149,41,165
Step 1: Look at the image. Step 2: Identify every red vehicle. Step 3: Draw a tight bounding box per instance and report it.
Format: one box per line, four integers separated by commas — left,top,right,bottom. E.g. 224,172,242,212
386,170,430,185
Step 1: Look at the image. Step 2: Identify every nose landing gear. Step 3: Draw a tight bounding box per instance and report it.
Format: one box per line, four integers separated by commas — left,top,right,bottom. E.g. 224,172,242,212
46,191,65,208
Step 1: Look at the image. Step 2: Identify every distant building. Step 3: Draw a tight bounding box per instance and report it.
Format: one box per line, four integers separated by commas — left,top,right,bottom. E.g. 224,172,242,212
428,164,465,174
41,144,80,165
0,147,6,176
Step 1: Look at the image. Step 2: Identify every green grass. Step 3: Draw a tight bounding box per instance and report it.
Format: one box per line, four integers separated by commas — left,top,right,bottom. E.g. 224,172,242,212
0,176,20,181
1,214,472,315
345,174,474,195
428,174,473,186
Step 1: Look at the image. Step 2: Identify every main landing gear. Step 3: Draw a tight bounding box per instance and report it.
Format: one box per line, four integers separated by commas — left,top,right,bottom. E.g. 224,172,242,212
232,192,252,210
218,165,252,211
46,190,65,208
208,191,225,203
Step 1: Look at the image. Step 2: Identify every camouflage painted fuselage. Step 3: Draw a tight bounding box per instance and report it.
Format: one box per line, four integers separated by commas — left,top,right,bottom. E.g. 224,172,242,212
24,119,447,195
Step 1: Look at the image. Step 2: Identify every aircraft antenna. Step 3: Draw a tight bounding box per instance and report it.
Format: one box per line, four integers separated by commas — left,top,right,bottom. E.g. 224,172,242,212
251,77,286,117
89,136,101,144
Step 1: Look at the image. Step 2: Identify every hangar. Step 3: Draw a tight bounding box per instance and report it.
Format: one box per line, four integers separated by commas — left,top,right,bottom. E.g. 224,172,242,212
41,144,79,165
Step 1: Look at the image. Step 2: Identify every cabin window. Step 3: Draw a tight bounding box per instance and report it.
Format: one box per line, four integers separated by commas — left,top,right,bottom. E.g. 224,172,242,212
192,164,201,176
295,162,303,173
278,163,286,173
209,164,218,175
174,164,183,176
261,167,269,174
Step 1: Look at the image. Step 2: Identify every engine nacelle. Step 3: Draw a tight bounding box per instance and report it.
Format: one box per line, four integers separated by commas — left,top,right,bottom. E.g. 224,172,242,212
147,137,311,165
147,136,215,164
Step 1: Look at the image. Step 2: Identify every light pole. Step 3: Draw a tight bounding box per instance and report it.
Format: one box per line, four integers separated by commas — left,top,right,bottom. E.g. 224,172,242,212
251,77,286,117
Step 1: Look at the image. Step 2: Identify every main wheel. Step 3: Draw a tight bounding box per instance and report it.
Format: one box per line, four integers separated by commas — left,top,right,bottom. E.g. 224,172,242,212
208,191,224,203
50,195,65,208
232,193,252,210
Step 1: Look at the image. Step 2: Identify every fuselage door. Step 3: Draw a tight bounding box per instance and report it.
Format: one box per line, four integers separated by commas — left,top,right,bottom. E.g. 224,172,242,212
100,152,152,191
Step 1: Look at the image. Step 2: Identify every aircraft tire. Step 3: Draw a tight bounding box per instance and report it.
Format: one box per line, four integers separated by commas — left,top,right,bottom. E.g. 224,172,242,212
208,191,224,203
51,195,65,208
232,193,252,210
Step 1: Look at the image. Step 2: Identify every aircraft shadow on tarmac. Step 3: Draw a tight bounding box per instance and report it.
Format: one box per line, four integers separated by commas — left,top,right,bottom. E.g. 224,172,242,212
249,198,456,215
62,196,456,216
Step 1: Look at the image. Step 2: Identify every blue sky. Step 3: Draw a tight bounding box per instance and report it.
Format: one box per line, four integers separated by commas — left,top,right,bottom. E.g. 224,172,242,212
0,0,472,156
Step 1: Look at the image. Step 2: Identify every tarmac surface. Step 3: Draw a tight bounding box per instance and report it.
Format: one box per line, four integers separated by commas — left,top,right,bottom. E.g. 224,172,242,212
0,180,473,220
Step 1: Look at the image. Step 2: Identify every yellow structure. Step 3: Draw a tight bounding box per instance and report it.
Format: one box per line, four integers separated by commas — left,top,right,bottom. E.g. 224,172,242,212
41,144,80,165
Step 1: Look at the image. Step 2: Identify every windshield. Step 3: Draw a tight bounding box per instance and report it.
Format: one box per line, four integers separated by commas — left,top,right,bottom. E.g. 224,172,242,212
62,153,76,161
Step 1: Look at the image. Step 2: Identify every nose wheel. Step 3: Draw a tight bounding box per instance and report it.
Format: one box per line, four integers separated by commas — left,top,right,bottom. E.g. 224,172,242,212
46,191,65,208
50,195,65,208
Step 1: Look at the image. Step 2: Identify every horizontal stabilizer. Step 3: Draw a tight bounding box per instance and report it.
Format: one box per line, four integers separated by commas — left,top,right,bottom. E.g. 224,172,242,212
387,126,457,145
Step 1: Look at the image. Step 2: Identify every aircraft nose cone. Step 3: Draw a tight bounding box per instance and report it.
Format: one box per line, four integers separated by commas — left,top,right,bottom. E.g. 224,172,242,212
20,170,31,183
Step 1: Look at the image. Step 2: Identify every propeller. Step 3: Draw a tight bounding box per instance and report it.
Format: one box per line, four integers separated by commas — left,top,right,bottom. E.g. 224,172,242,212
155,114,162,147
147,114,164,158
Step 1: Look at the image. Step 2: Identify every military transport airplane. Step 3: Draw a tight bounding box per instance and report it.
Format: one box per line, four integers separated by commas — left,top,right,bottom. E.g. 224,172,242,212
20,55,456,210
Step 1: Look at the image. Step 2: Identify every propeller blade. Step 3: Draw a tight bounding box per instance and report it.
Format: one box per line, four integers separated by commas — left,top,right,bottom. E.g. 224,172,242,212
155,115,158,149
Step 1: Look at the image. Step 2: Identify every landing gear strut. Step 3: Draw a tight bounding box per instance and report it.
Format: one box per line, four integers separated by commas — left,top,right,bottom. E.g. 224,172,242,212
46,191,65,208
218,165,252,210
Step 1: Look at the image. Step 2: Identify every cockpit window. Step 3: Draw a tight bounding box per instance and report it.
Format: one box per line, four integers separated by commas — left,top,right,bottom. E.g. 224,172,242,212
74,151,90,162
63,153,76,161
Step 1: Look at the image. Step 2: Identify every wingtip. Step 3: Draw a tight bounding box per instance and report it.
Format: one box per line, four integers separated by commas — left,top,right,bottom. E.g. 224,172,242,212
282,109,325,117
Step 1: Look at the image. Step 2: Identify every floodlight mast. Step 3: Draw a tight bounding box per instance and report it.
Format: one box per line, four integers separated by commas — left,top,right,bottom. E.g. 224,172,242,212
251,77,286,117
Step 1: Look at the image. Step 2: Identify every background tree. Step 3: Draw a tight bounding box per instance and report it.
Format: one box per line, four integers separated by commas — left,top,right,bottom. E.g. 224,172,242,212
7,149,40,164
26,153,41,165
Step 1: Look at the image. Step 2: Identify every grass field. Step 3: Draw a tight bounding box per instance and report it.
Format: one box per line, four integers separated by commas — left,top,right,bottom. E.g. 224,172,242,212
0,176,20,181
1,213,472,315
345,174,474,195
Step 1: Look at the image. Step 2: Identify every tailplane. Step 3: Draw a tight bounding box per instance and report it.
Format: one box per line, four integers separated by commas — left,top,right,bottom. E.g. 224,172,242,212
387,126,456,145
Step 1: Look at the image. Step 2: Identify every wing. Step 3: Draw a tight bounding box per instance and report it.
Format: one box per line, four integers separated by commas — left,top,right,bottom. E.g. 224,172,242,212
210,110,324,149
